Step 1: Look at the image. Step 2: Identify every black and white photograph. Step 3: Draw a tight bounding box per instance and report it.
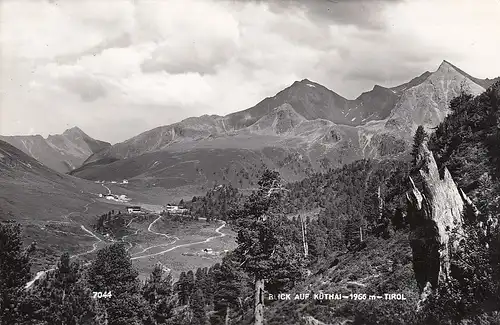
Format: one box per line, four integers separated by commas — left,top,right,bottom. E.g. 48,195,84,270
1,0,499,324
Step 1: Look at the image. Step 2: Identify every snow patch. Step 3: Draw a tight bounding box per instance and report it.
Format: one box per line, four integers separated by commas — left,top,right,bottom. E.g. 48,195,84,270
306,84,316,88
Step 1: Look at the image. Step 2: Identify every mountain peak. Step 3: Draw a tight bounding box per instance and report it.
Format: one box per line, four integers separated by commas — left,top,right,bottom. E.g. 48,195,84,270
436,60,469,77
434,60,492,89
437,60,456,71
63,126,86,136
372,84,387,91
290,78,322,87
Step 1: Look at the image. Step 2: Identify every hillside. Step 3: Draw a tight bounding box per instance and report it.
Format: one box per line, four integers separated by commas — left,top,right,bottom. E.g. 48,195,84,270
0,126,111,173
260,80,500,325
72,61,495,195
0,139,157,271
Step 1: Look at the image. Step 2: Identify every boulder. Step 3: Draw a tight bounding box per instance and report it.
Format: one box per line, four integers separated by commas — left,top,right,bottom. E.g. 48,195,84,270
406,142,466,295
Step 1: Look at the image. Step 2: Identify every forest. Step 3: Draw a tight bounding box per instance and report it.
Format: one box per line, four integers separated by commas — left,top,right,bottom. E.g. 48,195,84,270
1,82,499,324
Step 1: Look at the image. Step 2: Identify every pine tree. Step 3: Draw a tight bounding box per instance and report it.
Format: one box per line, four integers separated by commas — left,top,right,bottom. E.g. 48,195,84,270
411,125,427,166
176,272,190,306
186,270,195,302
87,243,154,325
190,288,207,325
194,268,205,300
26,252,98,324
232,169,305,325
143,263,174,323
0,221,35,324
211,255,242,325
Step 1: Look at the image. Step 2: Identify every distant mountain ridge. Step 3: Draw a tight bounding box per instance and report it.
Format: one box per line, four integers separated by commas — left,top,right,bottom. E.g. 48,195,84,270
0,127,110,173
68,61,498,192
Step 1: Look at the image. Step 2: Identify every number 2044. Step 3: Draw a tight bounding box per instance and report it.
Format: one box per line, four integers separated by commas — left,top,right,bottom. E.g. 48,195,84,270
92,291,112,299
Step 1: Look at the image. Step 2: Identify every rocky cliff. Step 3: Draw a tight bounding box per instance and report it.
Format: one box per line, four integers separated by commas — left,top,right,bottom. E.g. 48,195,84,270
406,142,471,299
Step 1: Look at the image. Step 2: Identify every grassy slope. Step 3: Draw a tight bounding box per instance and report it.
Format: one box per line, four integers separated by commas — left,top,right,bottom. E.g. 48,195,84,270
70,147,312,190
263,232,420,325
0,140,170,271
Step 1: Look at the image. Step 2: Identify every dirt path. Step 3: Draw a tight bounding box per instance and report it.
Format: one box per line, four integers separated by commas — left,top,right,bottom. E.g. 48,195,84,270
130,215,180,256
71,225,103,258
101,183,111,195
131,221,226,261
25,197,102,289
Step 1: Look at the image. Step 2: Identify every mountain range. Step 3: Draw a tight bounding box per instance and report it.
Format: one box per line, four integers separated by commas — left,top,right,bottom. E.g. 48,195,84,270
67,61,497,192
2,61,498,194
0,127,110,173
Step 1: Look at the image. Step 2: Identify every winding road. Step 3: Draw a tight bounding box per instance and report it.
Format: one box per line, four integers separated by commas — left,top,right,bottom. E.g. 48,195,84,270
130,215,180,256
102,183,111,195
25,197,103,289
71,225,103,258
26,183,229,288
131,221,226,260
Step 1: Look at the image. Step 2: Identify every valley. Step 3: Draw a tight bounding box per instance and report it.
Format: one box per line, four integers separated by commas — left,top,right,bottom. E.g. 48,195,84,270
1,59,499,325
0,140,236,287
23,179,236,285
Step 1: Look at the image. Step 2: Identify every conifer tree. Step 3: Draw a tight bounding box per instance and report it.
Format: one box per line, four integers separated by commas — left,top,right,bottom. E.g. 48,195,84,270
87,243,154,325
26,252,98,324
0,222,35,324
190,288,207,325
232,169,305,325
211,255,242,325
186,270,195,301
143,263,174,323
411,125,427,166
194,268,206,301
176,272,190,306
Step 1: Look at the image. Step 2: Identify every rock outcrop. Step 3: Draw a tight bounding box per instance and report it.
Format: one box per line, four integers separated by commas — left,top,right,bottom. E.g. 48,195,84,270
406,142,468,297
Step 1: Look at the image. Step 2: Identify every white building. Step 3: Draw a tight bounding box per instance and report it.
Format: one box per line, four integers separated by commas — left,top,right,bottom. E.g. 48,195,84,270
164,205,188,214
126,206,142,214
165,205,179,212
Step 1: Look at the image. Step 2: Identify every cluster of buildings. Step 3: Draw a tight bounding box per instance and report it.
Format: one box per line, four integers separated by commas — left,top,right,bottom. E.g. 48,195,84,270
164,204,189,214
94,179,129,184
125,204,189,215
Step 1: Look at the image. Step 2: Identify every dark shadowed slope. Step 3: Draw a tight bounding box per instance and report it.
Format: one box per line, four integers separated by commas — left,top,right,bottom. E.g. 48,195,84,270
0,139,110,222
0,139,167,271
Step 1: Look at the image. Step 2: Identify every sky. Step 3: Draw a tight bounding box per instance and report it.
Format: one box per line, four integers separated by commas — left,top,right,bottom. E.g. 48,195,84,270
1,0,499,144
